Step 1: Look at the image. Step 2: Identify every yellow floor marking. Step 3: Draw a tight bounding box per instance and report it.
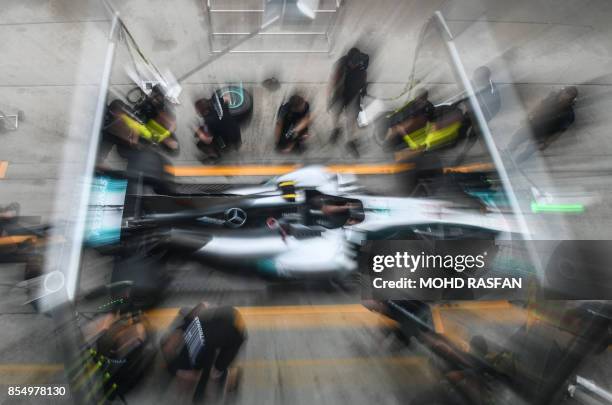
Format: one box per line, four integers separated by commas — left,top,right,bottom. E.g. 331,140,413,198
166,163,414,177
0,356,431,387
166,161,489,177
0,161,8,178
165,164,300,177
146,304,397,330
0,364,63,372
326,163,414,175
1,301,608,383
433,301,513,311
433,301,528,349
0,364,64,385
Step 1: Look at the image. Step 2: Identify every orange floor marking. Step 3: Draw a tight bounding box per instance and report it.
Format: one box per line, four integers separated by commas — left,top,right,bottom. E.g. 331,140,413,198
166,161,490,177
0,161,8,178
166,163,414,177
146,304,396,330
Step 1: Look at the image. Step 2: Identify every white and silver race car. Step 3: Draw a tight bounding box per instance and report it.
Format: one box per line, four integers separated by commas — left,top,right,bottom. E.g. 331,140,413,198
88,152,520,280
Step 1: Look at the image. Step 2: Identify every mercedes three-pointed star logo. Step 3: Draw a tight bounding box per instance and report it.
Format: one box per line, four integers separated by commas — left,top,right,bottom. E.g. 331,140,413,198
224,208,247,228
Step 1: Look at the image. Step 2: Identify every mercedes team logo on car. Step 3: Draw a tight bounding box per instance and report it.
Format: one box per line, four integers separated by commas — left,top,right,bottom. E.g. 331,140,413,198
225,208,247,228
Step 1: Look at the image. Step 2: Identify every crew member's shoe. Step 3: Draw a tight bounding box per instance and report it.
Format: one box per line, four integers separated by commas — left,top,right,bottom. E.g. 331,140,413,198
161,135,180,155
294,141,307,154
330,128,342,144
346,139,360,158
213,367,243,400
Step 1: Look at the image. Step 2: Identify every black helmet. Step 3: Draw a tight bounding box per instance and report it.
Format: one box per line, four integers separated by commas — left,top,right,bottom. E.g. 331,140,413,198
347,48,369,70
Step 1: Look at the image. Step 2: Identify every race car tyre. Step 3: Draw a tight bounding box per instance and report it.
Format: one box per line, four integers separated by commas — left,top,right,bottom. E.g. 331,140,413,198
215,85,253,121
127,86,147,105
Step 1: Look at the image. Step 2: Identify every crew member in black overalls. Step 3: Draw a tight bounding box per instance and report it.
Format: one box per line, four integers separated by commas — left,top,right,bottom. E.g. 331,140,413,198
328,47,369,157
161,303,246,402
194,94,242,161
275,94,312,153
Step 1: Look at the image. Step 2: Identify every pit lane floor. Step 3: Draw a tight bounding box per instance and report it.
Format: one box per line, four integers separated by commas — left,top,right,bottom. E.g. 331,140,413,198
3,1,612,404
2,253,612,404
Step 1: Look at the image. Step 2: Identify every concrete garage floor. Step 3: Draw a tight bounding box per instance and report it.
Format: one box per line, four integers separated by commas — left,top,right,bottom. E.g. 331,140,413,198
1,0,612,404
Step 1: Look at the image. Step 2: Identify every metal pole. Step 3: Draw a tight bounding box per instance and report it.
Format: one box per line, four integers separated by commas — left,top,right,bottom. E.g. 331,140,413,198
42,9,121,404
62,13,120,302
324,0,342,53
432,11,544,280
575,376,612,404
203,0,215,56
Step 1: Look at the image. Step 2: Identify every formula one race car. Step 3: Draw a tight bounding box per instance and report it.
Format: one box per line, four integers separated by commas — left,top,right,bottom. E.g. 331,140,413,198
87,151,520,284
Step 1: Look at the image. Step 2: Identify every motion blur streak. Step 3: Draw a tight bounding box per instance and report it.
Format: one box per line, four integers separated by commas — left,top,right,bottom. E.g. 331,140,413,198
3,0,612,404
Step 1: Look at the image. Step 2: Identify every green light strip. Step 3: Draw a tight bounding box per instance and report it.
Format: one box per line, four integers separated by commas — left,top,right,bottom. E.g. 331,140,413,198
531,202,584,213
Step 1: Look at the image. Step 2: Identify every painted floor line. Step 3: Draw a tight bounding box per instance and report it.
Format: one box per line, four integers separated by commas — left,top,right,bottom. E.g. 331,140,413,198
0,355,428,377
0,364,63,372
0,161,8,178
165,161,490,177
146,304,397,330
165,163,414,177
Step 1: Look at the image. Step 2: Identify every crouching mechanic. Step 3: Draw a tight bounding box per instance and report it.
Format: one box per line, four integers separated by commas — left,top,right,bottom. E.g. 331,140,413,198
161,302,247,402
275,94,312,153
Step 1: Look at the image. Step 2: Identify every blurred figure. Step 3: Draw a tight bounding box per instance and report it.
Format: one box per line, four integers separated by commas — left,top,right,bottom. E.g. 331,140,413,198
383,89,435,148
194,94,242,161
193,110,220,161
81,310,157,401
0,202,19,224
275,94,312,153
0,203,47,306
508,86,578,163
472,66,501,123
102,100,142,155
101,89,179,160
161,302,246,402
306,193,364,228
453,66,501,165
410,335,497,405
328,47,369,157
136,86,179,152
394,104,465,162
